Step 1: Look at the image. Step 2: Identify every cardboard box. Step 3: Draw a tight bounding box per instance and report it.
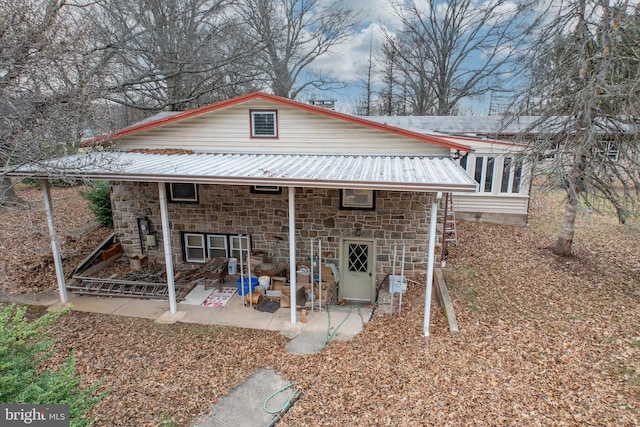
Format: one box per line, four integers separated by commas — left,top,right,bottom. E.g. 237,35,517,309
129,254,148,271
270,276,286,291
280,285,290,308
296,272,310,283
320,265,335,282
241,255,265,274
280,285,305,308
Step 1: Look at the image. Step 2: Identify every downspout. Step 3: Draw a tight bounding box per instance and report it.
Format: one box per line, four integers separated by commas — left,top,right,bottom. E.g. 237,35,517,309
158,182,177,314
41,180,68,303
288,186,297,324
424,192,442,346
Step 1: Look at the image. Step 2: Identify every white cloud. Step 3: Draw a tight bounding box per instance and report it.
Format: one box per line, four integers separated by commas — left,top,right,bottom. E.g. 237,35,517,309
304,0,401,111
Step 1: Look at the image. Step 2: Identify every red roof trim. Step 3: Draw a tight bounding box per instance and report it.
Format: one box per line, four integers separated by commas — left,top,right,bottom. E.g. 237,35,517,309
82,92,472,152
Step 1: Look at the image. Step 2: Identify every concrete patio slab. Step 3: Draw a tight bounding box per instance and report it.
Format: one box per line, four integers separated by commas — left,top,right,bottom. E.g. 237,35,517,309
213,296,278,329
285,329,327,354
181,284,214,306
58,295,130,314
156,310,186,324
113,298,168,319
177,303,223,324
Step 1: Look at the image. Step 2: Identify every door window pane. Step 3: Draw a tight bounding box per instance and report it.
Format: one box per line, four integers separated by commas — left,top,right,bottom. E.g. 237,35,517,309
348,244,368,272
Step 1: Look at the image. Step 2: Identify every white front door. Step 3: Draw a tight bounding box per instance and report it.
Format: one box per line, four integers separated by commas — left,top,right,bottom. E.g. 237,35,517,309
340,239,375,302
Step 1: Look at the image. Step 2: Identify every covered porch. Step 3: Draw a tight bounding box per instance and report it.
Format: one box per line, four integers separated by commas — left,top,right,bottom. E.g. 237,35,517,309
6,150,477,340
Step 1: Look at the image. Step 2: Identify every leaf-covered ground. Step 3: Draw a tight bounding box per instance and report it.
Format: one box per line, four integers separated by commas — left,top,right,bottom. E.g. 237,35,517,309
1,186,638,426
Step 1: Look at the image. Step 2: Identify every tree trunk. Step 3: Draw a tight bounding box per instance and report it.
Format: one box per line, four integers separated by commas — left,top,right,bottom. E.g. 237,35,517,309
555,194,579,256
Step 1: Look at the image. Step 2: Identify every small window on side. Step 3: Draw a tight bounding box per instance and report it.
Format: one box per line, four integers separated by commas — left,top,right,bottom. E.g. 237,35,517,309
250,110,278,138
250,185,282,194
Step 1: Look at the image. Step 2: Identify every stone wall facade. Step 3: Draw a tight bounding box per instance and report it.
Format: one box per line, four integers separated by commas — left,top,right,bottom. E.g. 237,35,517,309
110,182,439,280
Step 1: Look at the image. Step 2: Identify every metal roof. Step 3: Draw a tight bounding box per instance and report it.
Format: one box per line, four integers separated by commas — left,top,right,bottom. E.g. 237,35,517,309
7,151,478,193
365,115,543,135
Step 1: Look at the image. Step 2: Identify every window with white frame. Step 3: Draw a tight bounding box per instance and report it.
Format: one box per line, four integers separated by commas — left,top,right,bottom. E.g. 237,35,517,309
250,110,278,137
543,141,560,161
168,183,198,202
474,156,495,193
182,233,251,263
599,141,619,162
500,157,524,194
207,235,228,259
184,233,206,263
230,235,251,260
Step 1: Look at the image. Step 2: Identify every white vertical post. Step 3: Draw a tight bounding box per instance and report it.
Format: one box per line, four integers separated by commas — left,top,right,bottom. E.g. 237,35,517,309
391,244,396,312
288,186,297,324
424,192,441,346
158,182,177,314
41,180,67,303
238,236,245,304
318,238,322,311
310,237,314,313
399,245,405,314
247,239,252,309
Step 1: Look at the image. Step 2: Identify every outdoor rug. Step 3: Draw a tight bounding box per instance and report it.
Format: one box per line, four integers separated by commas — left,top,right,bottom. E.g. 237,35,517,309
202,287,237,307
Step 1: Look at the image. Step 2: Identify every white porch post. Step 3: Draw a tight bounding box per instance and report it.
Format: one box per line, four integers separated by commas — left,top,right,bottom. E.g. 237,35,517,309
41,180,68,303
423,192,441,346
288,186,297,324
158,182,177,314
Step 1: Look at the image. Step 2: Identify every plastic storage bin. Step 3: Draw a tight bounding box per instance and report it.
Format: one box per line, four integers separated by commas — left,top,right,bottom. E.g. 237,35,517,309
236,276,258,294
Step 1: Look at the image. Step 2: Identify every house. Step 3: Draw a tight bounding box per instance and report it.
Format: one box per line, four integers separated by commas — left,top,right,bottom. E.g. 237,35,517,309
365,116,534,226
4,92,477,337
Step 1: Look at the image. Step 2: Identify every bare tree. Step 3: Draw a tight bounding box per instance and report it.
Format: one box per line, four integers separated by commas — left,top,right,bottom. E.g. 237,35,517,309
237,0,359,99
354,35,376,116
385,0,540,115
0,0,107,204
517,0,640,255
380,35,434,115
92,0,262,113
378,40,400,116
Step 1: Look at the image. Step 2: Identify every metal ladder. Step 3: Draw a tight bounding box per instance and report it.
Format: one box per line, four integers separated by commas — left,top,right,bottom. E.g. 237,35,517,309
443,193,458,246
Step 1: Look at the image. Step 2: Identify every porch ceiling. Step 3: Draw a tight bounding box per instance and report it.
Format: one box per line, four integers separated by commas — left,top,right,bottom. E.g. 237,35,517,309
6,151,478,193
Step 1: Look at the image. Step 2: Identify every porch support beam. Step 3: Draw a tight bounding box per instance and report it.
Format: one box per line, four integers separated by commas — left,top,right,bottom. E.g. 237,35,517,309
158,182,177,314
288,186,297,324
423,192,441,346
41,180,68,303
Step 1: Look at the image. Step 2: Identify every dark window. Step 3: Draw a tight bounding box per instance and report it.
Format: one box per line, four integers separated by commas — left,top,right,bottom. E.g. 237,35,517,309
340,189,376,210
250,185,282,194
168,183,198,203
501,157,512,193
484,157,495,193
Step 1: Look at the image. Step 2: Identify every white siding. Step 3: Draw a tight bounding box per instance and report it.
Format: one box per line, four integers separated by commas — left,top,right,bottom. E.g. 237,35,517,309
454,194,529,215
113,100,450,156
